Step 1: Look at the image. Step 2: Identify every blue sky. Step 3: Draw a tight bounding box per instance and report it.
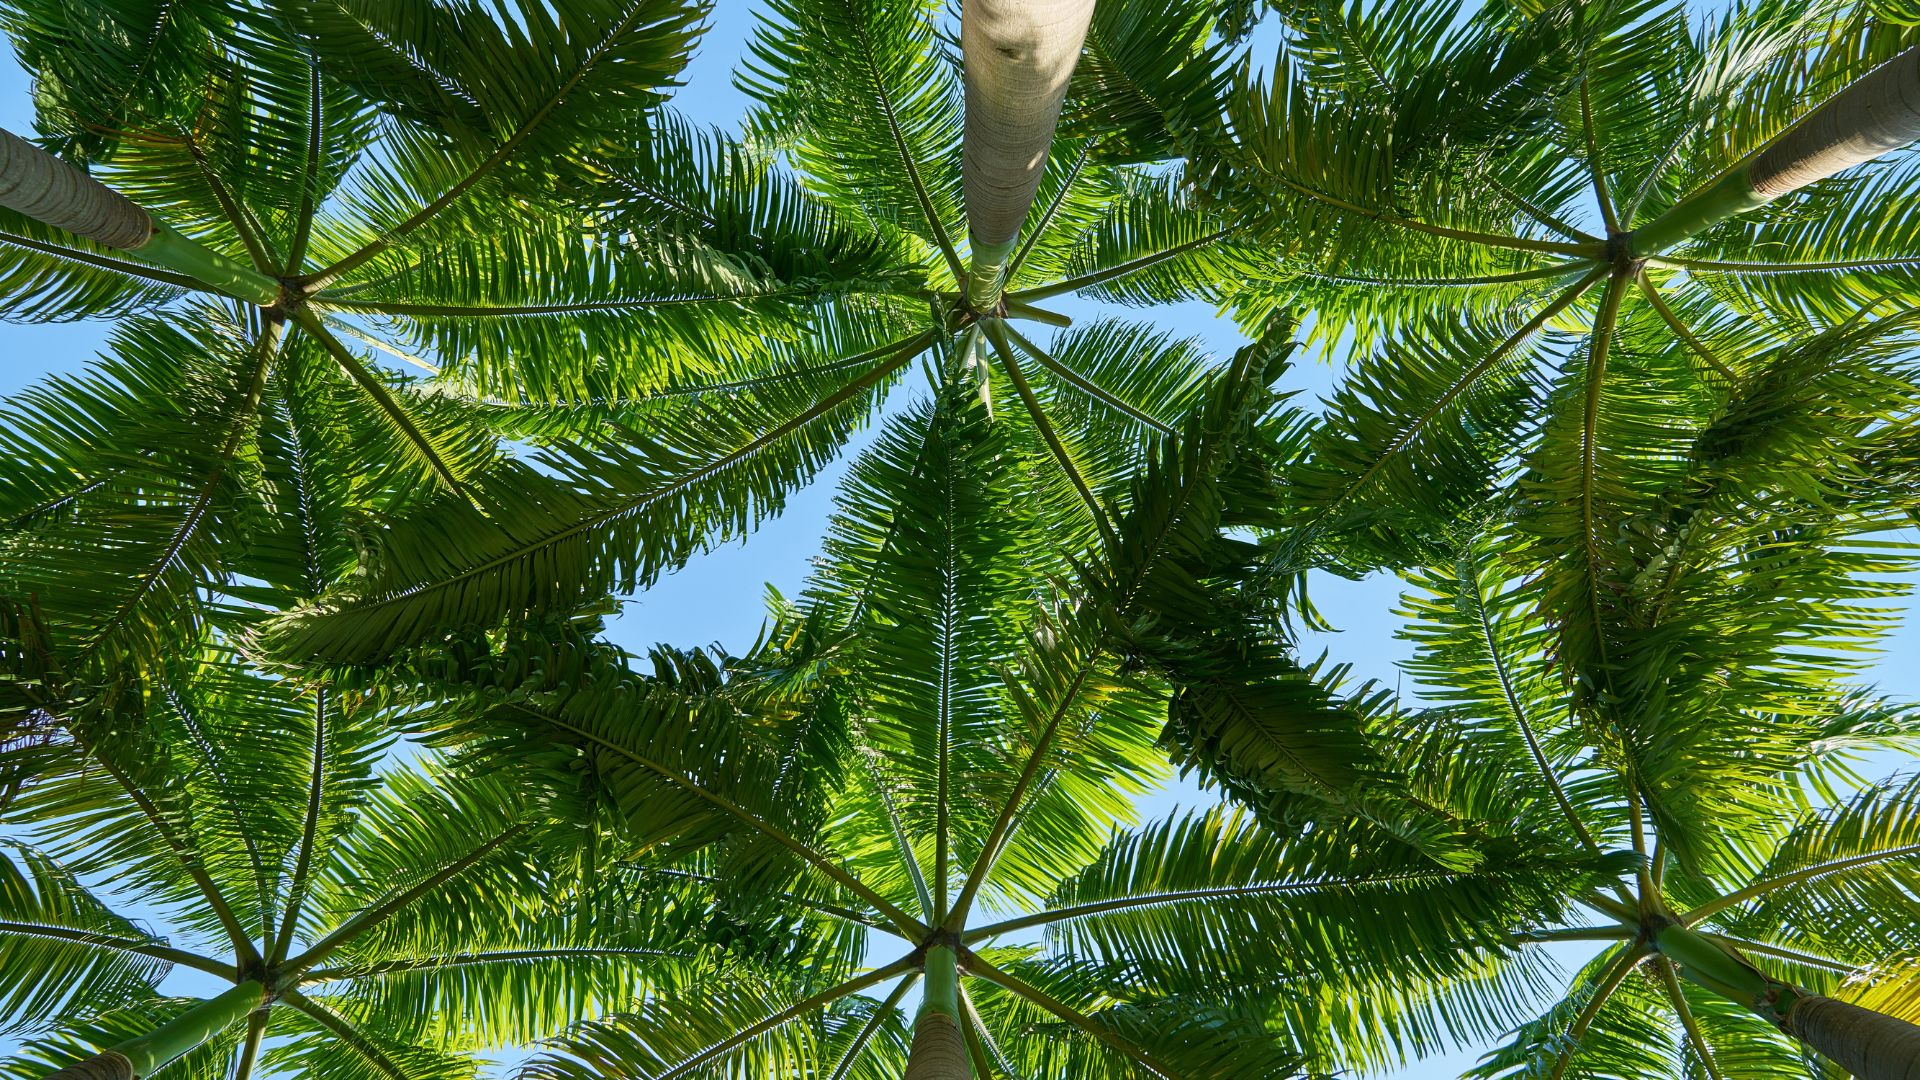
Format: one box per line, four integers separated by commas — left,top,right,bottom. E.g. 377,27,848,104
3,4,1917,1078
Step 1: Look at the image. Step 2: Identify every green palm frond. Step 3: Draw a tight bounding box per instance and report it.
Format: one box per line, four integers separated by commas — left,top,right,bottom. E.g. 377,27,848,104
741,0,964,275
1064,0,1233,164
254,325,924,667
0,308,281,666
0,844,173,1034
280,0,702,209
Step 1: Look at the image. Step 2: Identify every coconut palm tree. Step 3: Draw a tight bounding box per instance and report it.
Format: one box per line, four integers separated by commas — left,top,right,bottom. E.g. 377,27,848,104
382,342,1597,1080
248,0,1266,670
1198,0,1920,571
0,607,698,1080
1169,307,1920,1076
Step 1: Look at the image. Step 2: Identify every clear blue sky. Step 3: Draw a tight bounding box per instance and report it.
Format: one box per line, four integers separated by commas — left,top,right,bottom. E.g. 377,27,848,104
3,5,1916,1078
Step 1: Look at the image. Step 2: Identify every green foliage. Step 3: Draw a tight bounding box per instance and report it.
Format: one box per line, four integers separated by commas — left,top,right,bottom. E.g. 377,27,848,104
5,0,1920,1077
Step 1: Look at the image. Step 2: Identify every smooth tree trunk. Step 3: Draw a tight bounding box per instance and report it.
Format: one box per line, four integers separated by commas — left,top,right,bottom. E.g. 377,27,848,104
0,126,281,304
903,946,971,1080
1787,995,1920,1080
43,981,264,1080
1632,45,1920,255
1655,922,1920,1080
959,0,1096,309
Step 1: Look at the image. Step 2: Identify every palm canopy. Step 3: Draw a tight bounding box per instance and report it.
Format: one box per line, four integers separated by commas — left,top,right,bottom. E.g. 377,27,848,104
0,605,710,1080
0,0,845,678
1196,0,1920,571
368,337,1606,1080
246,0,1271,671
1398,512,1920,1080
1164,261,1920,1073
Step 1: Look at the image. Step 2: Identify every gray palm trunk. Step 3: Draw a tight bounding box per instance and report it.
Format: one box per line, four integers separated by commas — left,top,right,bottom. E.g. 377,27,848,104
41,982,265,1080
0,126,280,304
959,0,1096,310
1631,44,1920,254
902,946,970,1080
1654,921,1920,1078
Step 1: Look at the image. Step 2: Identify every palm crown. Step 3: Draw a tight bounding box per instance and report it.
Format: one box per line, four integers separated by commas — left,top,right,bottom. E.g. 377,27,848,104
1199,0,1920,573
0,607,701,1080
391,344,1596,1080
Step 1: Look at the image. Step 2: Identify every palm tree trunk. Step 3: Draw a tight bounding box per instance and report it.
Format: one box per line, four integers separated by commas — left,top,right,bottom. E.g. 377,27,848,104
1785,994,1920,1080
0,126,280,304
1655,922,1920,1079
903,946,971,1080
959,0,1096,310
42,981,264,1080
1632,45,1920,255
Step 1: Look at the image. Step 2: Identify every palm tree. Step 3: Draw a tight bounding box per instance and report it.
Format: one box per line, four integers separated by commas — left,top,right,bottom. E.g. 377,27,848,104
1168,308,1920,1076
0,610,691,1080
250,0,1263,670
1408,531,1920,1080
1197,0,1920,571
387,344,1592,1080
0,0,902,676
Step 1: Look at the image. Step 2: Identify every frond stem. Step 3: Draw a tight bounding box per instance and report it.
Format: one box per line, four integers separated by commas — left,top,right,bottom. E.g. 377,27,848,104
1486,175,1596,243
1697,933,1856,976
853,30,964,282
1683,842,1920,925
322,330,930,632
179,129,274,272
826,972,918,1080
284,57,323,274
269,689,329,966
302,946,686,983
508,702,927,938
1008,228,1233,303
232,1007,269,1080
1260,173,1598,256
1548,946,1647,1080
314,291,796,319
0,919,232,977
1294,267,1604,539
1634,269,1737,380
300,0,663,289
946,660,1098,931
294,308,473,498
861,756,933,922
1462,548,1601,856
1297,260,1593,289
1005,138,1098,284
1579,76,1621,236
960,983,1024,1080
653,955,918,1080
1657,956,1728,1080
965,954,1183,1079
1648,253,1920,275
0,229,200,289
1574,273,1628,702
1510,925,1636,944
63,728,262,968
77,315,285,664
639,866,890,930
281,990,412,1080
983,320,1119,553
965,872,1459,942
998,321,1176,436
282,822,528,977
